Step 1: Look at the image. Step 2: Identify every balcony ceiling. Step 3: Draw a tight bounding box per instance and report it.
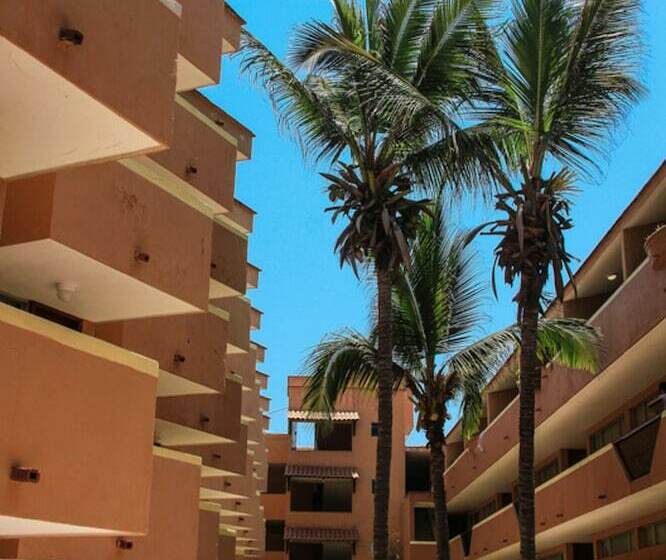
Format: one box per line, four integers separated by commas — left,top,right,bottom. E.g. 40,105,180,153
0,38,159,180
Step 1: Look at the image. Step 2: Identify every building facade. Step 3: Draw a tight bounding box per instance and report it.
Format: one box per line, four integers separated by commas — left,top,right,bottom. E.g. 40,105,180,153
0,2,269,559
262,163,666,560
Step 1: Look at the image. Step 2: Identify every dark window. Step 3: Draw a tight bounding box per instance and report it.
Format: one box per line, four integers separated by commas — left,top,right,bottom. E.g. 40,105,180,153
0,293,83,332
590,416,624,452
371,422,379,436
405,451,431,492
638,519,666,548
27,301,83,332
371,479,375,494
266,464,287,494
315,423,353,451
290,479,353,512
597,530,633,558
414,507,435,542
535,459,559,487
265,520,285,551
631,395,660,429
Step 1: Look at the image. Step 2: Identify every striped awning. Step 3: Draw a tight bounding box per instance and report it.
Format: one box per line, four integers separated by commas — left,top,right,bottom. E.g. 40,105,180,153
285,464,359,480
285,526,360,543
287,410,359,421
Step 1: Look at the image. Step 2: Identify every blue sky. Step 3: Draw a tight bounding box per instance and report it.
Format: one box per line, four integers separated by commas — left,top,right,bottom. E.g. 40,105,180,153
205,0,666,438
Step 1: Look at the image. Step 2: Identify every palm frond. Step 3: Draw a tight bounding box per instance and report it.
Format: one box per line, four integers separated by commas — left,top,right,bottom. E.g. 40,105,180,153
534,317,602,372
381,0,436,78
239,31,354,162
547,0,645,176
301,329,379,414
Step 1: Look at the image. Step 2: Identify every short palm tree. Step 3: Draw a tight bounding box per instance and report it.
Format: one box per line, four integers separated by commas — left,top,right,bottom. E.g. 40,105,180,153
239,2,493,558
466,2,644,557
301,203,601,560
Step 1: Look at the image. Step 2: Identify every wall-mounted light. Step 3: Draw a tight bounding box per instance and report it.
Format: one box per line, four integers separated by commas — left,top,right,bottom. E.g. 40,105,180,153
10,466,40,483
607,273,619,282
173,353,186,364
134,251,150,263
55,281,78,303
59,28,84,46
116,538,133,550
185,164,198,176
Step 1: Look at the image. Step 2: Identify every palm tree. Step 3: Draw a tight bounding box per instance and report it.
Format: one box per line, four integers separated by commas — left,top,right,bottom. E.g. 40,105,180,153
239,3,493,558
301,203,601,560
463,1,643,558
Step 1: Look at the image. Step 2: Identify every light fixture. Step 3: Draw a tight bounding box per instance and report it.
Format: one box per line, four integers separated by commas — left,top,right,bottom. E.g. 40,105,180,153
55,281,78,302
607,273,618,282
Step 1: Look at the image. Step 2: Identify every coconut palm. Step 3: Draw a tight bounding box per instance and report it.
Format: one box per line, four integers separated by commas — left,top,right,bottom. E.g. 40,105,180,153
467,2,645,557
239,2,494,558
301,203,601,560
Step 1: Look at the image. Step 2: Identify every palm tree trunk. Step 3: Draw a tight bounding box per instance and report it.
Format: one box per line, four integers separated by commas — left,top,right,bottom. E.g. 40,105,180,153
517,271,541,560
427,423,450,560
374,264,393,560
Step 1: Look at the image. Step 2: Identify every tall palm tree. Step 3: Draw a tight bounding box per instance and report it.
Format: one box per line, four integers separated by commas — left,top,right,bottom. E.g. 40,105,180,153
239,3,493,558
463,1,643,557
301,203,601,560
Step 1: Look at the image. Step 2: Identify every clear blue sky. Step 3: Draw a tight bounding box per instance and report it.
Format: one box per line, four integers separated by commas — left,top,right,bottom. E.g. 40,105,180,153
205,0,666,438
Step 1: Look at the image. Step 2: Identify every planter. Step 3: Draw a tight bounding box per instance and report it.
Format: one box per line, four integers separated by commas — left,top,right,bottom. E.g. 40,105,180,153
644,225,666,270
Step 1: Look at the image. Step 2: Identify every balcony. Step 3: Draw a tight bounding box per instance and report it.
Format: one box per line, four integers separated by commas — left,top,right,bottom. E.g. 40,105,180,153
213,297,251,354
94,309,227,397
247,263,261,290
0,163,212,322
198,503,222,560
452,412,666,559
0,300,158,536
176,0,224,91
173,424,249,479
0,0,179,179
229,348,258,392
222,4,245,54
4,448,202,560
123,96,238,221
445,259,666,512
179,91,254,161
155,377,243,447
211,222,248,298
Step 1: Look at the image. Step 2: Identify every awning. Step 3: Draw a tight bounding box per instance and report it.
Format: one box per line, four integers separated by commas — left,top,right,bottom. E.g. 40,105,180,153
285,464,359,480
285,527,360,543
287,410,360,421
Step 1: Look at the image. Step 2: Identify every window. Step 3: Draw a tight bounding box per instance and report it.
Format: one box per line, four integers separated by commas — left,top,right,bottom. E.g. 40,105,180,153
413,507,435,542
290,479,353,512
535,459,559,487
265,520,285,551
638,519,666,548
631,395,660,429
316,423,353,451
266,464,287,494
590,416,624,452
597,530,633,557
371,422,379,436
